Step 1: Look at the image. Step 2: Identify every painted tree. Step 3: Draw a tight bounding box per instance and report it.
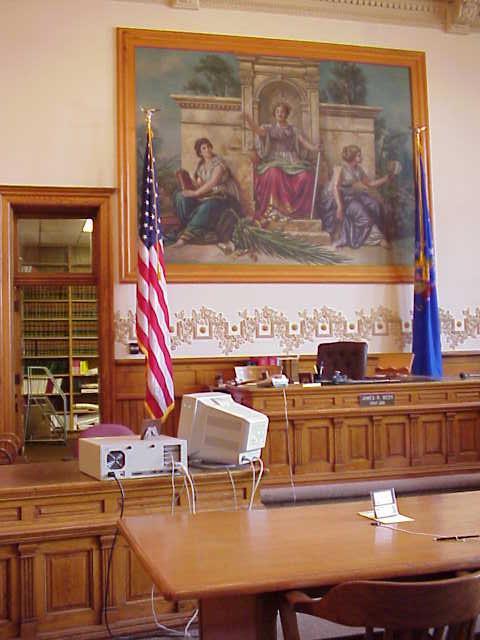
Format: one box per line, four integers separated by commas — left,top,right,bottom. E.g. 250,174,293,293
326,62,367,105
184,55,240,97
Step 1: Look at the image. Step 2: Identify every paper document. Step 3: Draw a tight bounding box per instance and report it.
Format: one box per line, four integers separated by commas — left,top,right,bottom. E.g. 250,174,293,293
358,510,414,524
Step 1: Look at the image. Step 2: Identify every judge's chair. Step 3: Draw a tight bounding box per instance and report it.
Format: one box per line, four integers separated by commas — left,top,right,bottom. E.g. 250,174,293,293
316,341,368,380
279,571,480,640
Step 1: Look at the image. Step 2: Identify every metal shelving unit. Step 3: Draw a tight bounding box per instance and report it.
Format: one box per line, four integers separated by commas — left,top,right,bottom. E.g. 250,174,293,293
24,366,68,443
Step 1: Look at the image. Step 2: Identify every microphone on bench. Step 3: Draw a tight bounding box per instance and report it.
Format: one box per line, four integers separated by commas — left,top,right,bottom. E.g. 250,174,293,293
459,372,480,379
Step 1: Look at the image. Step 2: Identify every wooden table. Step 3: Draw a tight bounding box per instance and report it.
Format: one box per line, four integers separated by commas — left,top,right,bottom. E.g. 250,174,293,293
119,491,480,640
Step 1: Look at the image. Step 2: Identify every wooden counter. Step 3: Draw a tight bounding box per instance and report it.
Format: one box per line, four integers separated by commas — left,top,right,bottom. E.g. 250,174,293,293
230,377,480,486
0,460,259,639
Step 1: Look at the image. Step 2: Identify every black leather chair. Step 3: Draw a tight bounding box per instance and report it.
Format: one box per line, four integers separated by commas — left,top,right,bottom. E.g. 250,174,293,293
316,341,368,380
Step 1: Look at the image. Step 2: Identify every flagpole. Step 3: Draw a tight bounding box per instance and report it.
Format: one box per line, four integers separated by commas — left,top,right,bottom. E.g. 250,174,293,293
414,126,426,260
141,107,160,236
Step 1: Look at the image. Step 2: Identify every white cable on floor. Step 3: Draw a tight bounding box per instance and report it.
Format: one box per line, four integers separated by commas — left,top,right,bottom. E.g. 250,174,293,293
151,583,198,637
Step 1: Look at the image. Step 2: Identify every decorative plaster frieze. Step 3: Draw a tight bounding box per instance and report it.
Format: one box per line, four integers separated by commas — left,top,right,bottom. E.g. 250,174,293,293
115,305,480,355
164,0,480,32
446,0,480,32
170,0,200,9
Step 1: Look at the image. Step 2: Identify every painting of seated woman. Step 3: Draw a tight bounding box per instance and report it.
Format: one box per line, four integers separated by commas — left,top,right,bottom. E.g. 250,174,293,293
318,144,401,250
171,137,242,248
244,102,321,220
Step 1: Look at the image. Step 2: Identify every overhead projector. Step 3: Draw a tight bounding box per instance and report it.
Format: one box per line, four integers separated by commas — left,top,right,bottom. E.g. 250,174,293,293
78,434,187,480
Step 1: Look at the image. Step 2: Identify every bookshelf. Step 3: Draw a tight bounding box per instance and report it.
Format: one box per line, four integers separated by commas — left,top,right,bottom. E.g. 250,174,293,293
22,285,99,438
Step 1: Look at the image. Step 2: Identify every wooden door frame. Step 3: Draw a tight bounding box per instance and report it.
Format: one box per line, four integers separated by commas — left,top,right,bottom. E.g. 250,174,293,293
0,185,116,436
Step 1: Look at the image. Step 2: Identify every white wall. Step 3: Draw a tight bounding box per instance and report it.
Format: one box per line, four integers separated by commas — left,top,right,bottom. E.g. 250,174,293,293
2,0,479,358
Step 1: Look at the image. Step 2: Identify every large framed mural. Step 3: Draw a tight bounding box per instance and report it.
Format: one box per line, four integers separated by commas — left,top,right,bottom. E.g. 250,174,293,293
117,29,430,283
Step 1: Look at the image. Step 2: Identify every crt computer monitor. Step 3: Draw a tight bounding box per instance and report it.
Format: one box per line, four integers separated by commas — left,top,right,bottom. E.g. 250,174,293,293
177,392,269,465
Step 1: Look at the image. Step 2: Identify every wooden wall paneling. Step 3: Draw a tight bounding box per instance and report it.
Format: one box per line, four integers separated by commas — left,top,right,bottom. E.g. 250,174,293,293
294,419,335,475
375,414,411,469
446,411,456,464
261,419,292,481
39,538,101,632
189,481,246,512
442,352,480,377
0,545,19,639
115,399,146,433
412,412,447,467
113,538,178,624
453,411,480,464
341,416,374,471
18,543,38,639
100,534,116,617
333,418,345,473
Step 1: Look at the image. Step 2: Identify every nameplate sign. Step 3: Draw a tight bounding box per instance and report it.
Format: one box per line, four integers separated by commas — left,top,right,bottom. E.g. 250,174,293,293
359,393,395,407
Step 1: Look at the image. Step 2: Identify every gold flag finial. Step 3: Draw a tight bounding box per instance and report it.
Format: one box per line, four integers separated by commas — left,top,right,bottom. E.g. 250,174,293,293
140,107,160,133
414,125,427,150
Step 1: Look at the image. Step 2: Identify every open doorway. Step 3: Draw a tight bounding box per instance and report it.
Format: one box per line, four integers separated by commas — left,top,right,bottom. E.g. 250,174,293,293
0,186,115,459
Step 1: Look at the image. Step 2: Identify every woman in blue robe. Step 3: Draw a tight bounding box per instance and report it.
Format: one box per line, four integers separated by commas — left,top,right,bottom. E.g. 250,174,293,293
172,138,241,247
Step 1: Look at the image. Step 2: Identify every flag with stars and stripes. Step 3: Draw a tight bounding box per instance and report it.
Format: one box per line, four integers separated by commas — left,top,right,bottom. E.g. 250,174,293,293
411,135,443,378
136,116,174,421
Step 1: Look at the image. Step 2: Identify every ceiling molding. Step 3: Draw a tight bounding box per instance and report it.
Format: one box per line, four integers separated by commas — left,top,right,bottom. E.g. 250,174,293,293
167,0,480,33
446,0,480,33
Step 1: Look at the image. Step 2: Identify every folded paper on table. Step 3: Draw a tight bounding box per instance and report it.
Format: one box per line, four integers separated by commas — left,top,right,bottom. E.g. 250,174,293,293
358,510,414,524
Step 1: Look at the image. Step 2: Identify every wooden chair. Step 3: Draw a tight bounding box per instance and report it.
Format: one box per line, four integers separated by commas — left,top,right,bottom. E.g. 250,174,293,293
0,432,23,464
373,353,414,377
279,571,480,640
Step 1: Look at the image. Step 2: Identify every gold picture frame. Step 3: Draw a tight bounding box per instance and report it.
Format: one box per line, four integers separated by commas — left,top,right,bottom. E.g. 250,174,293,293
117,28,429,283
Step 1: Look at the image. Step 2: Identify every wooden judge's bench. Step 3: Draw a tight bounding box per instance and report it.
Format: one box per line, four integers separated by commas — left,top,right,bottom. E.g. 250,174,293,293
230,376,480,485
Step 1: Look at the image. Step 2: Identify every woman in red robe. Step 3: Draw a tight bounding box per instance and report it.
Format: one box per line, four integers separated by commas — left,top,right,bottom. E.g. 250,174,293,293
245,102,321,220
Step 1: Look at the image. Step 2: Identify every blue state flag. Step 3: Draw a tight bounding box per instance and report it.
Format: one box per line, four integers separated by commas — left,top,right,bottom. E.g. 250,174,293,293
411,147,443,378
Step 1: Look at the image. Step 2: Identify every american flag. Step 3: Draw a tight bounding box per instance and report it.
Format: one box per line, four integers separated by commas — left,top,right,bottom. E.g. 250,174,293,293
136,114,174,420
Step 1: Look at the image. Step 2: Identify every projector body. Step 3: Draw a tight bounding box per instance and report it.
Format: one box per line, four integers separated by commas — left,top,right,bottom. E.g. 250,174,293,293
78,435,187,480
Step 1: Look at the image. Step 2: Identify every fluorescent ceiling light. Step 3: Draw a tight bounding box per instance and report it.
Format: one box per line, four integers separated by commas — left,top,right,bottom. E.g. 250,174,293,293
82,218,94,233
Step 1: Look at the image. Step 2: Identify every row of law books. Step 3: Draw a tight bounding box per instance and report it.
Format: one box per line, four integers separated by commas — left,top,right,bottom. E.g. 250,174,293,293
74,413,100,430
80,382,99,394
22,377,64,395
